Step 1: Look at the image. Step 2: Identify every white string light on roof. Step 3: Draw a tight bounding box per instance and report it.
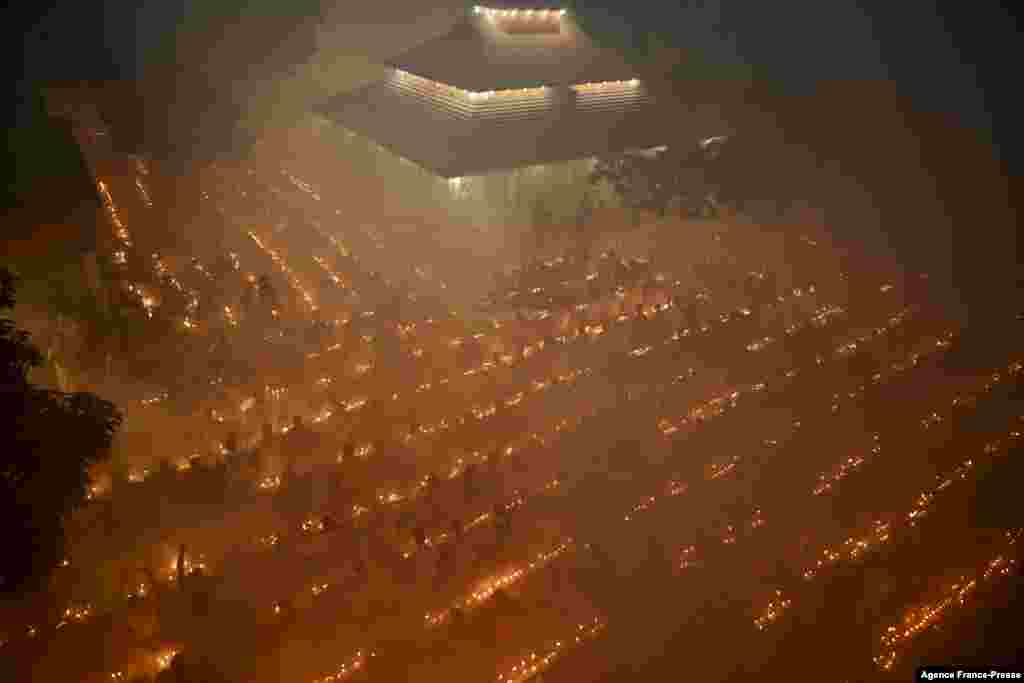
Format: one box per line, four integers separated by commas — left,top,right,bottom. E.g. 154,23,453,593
391,68,638,102
474,6,568,18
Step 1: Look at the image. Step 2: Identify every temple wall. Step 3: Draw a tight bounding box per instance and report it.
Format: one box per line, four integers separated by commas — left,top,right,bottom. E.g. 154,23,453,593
315,115,622,227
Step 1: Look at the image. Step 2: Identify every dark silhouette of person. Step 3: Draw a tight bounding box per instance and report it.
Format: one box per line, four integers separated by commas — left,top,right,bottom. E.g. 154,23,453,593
176,544,187,593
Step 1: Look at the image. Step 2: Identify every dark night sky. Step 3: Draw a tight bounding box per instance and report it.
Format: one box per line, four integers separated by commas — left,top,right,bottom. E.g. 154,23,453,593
575,0,1010,144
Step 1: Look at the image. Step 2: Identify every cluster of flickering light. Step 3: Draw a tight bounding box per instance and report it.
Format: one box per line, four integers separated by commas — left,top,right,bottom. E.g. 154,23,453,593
122,261,846,510
806,359,1023,573
755,414,1023,631
283,171,322,203
126,582,149,600
402,479,559,560
94,187,888,573
29,210,958,679
373,372,585,506
99,161,275,398
278,172,476,339
800,520,893,583
94,160,547,476
135,176,153,208
812,432,880,496
113,260,896,539
425,539,573,627
192,258,214,282
151,252,205,330
97,180,132,248
657,304,922,437
247,231,318,313
102,177,220,327
297,504,568,616
156,648,180,672
677,544,701,570
313,255,351,290
639,323,959,584
708,455,741,482
755,590,792,631
663,330,961,580
673,507,766,570
165,555,207,583
813,356,1022,503
139,391,169,408
312,650,374,683
55,604,93,630
83,194,708,675
256,533,280,549
257,474,282,491
46,166,1007,683
874,530,1021,671
125,283,159,321
224,197,702,458
623,480,688,523
497,617,606,683
302,518,326,534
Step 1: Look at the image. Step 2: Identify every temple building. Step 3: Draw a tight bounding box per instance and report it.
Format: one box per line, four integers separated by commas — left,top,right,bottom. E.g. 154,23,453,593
315,3,722,224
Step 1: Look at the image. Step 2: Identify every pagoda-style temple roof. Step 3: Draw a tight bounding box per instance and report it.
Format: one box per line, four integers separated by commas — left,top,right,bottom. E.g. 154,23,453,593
320,75,669,177
317,7,700,178
385,11,637,92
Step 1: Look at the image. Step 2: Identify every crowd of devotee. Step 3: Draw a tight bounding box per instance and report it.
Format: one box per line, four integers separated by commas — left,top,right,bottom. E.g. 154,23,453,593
2,110,1021,683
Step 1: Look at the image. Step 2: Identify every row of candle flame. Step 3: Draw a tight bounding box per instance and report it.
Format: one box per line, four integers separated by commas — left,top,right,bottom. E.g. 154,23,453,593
658,329,961,578
874,529,1021,671
111,278,891,604
288,306,957,677
119,263,830,502
58,327,1007,683
752,394,1022,633
97,278,897,643
72,168,938,680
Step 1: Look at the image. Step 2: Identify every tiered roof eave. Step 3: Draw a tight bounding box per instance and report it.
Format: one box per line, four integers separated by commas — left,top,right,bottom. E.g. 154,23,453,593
382,10,636,92
317,7,702,177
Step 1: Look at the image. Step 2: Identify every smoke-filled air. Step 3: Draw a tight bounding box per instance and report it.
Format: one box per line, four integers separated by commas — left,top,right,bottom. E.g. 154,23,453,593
4,1,1020,682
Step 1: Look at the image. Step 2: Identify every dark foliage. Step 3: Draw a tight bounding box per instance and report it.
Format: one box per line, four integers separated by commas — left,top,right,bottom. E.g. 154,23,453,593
590,143,714,217
0,268,122,594
590,136,781,219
